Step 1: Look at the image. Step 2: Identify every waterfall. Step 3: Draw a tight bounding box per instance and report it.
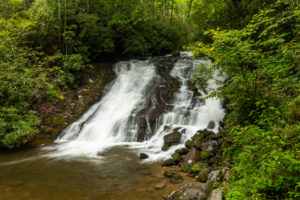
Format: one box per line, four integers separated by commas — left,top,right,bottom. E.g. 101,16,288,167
47,52,227,160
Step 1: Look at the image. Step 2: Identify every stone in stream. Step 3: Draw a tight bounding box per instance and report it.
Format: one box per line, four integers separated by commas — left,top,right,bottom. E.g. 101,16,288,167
164,182,210,200
171,152,183,163
139,153,149,159
184,140,193,149
207,121,216,129
162,128,182,151
175,148,190,155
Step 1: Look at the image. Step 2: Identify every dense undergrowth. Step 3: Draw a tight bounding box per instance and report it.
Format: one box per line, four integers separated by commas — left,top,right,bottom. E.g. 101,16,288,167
191,1,300,199
0,0,187,148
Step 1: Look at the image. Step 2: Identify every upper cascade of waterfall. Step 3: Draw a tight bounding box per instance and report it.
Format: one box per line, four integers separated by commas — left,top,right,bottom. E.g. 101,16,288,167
46,52,227,161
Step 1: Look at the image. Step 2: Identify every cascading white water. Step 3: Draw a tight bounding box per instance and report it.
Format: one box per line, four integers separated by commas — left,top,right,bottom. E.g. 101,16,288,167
130,55,227,161
47,52,227,161
48,60,156,158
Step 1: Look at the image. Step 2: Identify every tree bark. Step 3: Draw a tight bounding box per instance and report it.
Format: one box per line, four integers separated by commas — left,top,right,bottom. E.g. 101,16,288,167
58,0,62,51
186,0,193,21
64,0,67,55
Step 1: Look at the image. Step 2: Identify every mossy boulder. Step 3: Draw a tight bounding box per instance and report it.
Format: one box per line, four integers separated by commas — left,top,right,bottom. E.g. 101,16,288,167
175,147,190,155
196,168,211,183
200,150,215,160
185,140,193,148
162,128,181,151
171,152,183,163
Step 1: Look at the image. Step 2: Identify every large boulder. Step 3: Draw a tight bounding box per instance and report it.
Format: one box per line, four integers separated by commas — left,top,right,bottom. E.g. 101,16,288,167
172,152,183,163
164,182,211,200
162,128,182,151
182,148,201,168
208,188,223,200
196,168,211,183
175,147,190,155
207,121,216,129
207,170,222,182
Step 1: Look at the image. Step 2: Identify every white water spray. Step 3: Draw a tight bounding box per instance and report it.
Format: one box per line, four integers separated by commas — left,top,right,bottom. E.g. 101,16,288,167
47,52,226,161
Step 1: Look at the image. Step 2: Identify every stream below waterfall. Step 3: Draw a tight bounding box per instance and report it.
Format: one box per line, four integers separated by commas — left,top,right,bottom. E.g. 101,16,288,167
0,51,227,200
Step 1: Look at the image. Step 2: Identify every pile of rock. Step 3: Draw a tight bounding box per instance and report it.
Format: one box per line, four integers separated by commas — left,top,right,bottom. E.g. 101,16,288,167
161,129,231,200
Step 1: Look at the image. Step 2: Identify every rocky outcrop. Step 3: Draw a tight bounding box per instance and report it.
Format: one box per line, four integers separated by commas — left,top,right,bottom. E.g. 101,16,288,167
162,128,182,151
162,129,229,200
208,188,223,200
164,182,210,200
135,57,180,141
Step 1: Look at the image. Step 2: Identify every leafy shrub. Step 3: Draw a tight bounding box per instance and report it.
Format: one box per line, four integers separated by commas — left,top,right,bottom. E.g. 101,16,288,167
191,1,300,199
0,107,40,149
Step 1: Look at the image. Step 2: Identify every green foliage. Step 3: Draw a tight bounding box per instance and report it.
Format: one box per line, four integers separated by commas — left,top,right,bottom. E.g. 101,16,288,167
191,1,300,199
0,107,40,149
189,164,202,173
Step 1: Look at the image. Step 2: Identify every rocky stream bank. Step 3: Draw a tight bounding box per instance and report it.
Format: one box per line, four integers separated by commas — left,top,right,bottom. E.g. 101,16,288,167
140,128,231,200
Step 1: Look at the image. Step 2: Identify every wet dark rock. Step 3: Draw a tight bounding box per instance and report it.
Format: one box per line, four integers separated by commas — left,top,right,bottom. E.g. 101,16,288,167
161,158,176,166
200,150,215,160
175,148,190,155
139,153,149,159
164,182,210,200
185,140,193,149
196,168,211,183
171,152,183,163
162,128,181,151
218,121,225,129
164,125,172,131
221,98,229,109
188,80,197,91
208,155,224,166
136,58,180,141
172,51,180,56
207,121,216,129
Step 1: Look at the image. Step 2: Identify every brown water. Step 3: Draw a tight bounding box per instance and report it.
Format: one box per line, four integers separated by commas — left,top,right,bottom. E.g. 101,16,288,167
0,140,192,200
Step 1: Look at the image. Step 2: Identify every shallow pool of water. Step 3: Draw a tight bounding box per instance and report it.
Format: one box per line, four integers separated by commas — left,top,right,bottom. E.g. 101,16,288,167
0,140,193,200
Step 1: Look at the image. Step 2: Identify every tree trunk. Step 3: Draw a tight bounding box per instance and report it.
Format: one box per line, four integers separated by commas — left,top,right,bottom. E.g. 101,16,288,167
58,0,62,51
186,0,193,21
64,0,67,56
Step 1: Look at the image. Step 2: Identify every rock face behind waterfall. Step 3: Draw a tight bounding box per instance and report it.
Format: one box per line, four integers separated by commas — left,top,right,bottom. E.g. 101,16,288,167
136,57,180,141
